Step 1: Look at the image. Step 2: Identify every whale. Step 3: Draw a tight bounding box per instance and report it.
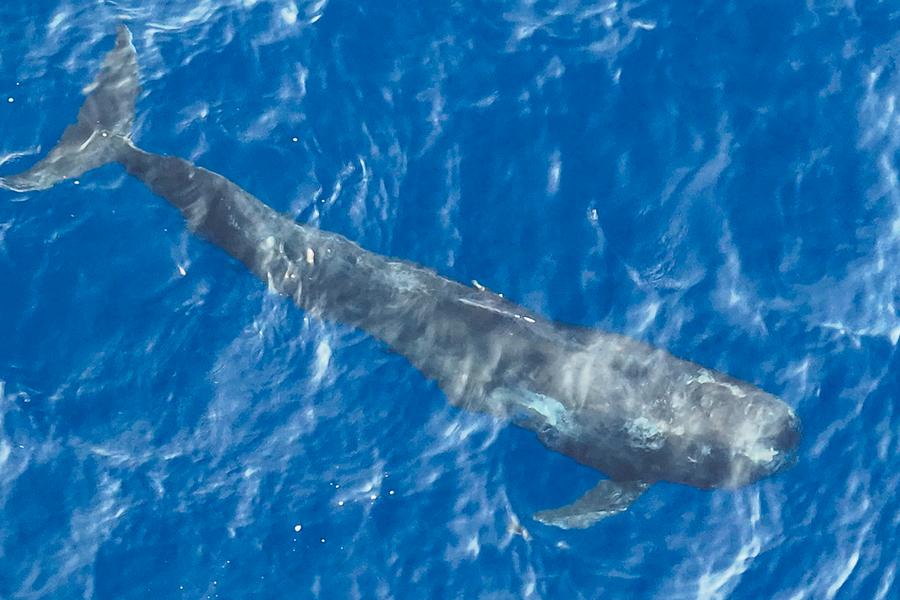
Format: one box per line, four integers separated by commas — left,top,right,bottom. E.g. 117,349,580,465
1,27,800,528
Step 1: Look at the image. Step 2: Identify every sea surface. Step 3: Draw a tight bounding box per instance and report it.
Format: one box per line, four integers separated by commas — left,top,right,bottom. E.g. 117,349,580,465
0,1,898,598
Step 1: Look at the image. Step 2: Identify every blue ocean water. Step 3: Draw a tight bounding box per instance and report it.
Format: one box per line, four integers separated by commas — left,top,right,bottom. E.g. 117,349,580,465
0,0,897,597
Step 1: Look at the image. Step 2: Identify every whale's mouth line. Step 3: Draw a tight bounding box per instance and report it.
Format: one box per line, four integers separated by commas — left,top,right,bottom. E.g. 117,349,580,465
740,443,799,482
765,415,802,474
739,411,801,476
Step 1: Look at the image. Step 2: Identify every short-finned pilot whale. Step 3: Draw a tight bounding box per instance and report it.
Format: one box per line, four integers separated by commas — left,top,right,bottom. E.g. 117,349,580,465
1,27,800,528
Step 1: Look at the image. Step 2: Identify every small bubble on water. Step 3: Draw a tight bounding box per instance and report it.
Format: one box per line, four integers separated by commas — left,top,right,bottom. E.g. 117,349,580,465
293,524,302,532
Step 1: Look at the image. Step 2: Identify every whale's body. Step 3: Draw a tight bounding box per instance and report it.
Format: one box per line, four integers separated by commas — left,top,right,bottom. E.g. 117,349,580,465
1,27,800,528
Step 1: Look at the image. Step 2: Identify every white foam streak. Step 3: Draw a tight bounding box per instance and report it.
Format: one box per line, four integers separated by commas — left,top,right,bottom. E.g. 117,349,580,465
695,493,763,599
801,41,900,344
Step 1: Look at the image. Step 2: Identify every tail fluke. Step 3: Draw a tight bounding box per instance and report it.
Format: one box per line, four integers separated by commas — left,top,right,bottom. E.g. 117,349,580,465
0,25,138,192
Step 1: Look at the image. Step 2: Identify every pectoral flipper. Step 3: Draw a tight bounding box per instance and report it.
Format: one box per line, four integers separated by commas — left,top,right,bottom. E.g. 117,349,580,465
534,480,649,529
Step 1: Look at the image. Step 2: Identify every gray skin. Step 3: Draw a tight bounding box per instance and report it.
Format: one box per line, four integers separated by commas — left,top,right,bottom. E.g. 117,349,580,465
1,27,800,528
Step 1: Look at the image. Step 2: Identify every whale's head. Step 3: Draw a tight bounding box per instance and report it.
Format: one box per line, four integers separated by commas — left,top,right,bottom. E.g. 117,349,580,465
559,343,802,489
645,367,801,488
488,333,800,491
